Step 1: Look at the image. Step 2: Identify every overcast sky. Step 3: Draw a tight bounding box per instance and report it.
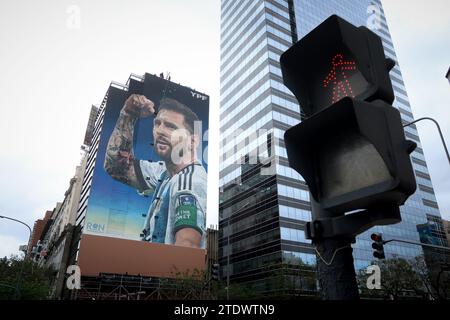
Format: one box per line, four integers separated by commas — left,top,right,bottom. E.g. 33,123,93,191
0,0,449,258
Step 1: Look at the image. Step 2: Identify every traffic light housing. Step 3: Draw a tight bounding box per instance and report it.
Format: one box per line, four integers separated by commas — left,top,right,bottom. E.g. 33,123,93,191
371,233,385,259
284,97,416,213
281,14,395,118
281,15,417,222
211,263,220,281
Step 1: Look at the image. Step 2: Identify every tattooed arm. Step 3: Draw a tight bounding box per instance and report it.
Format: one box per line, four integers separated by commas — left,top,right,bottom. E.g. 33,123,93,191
104,94,155,189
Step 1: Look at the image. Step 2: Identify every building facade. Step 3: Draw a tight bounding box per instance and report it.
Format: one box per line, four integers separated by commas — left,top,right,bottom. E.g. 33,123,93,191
443,219,450,246
219,0,444,293
64,73,210,300
26,105,96,298
36,155,88,297
27,210,53,258
206,227,219,279
27,139,90,298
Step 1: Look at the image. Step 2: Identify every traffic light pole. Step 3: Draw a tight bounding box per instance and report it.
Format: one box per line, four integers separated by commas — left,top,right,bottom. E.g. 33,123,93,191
384,238,450,251
307,201,402,299
0,215,32,300
310,198,360,300
403,117,450,165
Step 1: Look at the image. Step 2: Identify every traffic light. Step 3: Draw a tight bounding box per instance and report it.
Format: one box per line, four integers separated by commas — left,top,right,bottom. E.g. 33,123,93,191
371,233,385,259
284,97,416,213
281,14,395,118
211,263,220,281
281,15,416,223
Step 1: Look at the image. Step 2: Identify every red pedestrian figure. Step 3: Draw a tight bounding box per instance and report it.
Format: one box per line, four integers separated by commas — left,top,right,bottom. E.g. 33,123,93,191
323,54,357,104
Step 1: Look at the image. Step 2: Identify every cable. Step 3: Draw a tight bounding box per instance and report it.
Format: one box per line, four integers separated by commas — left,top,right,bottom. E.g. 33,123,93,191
314,244,351,266
271,241,351,266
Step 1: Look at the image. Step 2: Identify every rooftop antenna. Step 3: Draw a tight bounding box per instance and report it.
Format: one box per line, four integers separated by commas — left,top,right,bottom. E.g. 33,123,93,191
160,72,171,103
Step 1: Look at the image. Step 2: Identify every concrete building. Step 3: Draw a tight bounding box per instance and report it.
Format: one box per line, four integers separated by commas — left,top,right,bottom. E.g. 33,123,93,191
29,105,95,297
28,210,55,260
35,155,88,297
27,211,53,257
206,226,219,278
443,219,450,247
64,73,209,300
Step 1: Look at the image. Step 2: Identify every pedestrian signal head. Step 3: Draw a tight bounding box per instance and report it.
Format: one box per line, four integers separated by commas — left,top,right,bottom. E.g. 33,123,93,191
280,15,395,117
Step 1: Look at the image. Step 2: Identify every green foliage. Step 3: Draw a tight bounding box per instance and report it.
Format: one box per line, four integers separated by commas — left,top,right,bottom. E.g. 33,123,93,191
215,262,318,300
357,256,447,300
151,268,213,300
412,253,450,300
216,281,265,300
0,255,54,300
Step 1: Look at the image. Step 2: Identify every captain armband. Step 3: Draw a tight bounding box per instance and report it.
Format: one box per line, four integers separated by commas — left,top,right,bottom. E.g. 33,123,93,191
174,194,202,234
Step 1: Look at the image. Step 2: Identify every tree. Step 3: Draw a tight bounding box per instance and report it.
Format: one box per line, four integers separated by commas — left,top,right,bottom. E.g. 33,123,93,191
216,281,264,300
412,253,450,300
0,255,54,300
214,259,318,300
263,262,317,299
142,268,217,300
357,257,424,300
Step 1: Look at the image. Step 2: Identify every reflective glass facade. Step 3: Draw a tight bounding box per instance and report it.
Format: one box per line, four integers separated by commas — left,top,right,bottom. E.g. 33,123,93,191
292,0,443,270
219,0,443,293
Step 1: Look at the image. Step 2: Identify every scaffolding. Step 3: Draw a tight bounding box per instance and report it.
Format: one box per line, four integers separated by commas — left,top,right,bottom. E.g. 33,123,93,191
69,272,216,300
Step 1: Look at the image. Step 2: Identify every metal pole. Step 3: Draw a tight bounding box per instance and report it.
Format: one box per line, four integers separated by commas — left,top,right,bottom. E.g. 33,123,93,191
0,215,32,300
310,197,359,300
226,234,230,301
403,117,450,165
384,238,450,251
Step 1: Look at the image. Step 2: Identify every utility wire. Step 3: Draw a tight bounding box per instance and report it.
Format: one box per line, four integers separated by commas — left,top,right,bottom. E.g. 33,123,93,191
314,245,352,266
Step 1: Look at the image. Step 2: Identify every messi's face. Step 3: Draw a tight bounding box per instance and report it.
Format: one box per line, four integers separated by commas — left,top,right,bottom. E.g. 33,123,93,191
153,109,190,162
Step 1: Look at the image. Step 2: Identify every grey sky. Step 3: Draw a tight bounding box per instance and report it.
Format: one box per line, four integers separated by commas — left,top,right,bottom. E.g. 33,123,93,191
0,0,449,258
382,0,450,220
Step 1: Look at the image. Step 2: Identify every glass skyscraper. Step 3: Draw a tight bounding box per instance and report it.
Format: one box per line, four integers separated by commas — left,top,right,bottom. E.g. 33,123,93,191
219,0,443,294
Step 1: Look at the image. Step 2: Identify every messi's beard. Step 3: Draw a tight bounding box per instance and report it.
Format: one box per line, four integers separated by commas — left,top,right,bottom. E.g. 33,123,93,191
156,143,190,165
155,144,173,162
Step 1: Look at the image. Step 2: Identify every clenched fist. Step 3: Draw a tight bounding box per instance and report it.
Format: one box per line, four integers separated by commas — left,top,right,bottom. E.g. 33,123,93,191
122,94,155,118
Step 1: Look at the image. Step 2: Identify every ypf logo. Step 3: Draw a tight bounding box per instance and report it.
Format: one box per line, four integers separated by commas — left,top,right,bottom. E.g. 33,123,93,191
191,91,208,101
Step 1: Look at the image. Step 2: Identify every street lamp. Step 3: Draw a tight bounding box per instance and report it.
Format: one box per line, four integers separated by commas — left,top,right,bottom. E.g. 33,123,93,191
0,215,32,299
